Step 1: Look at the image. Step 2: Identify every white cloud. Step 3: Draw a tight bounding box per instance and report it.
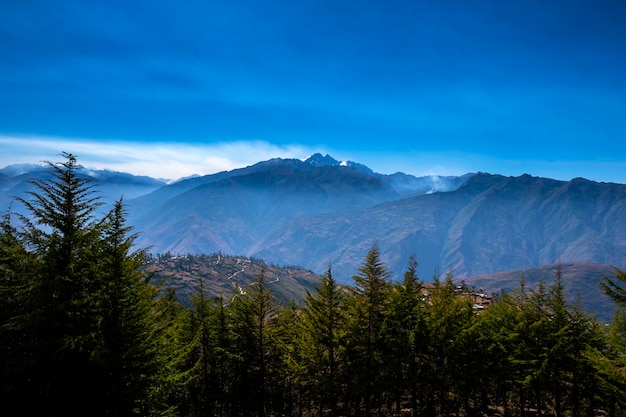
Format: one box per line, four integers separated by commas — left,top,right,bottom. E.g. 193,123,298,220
1,135,624,184
0,135,321,180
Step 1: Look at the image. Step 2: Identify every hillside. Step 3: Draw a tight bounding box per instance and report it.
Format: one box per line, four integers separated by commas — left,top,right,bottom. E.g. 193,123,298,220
127,154,468,256
461,262,619,322
144,253,321,305
254,173,626,281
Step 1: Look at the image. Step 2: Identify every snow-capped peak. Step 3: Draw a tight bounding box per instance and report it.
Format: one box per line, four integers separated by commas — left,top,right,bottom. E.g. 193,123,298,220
304,153,340,166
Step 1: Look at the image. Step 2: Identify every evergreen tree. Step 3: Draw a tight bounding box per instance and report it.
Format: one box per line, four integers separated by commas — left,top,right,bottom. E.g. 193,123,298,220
212,295,235,417
269,300,301,416
146,288,191,417
511,279,552,416
184,284,240,417
345,244,392,417
230,267,281,417
587,268,626,414
543,264,573,417
0,211,39,411
472,290,519,414
422,270,474,416
15,153,106,414
601,269,626,307
0,153,177,416
566,296,605,417
184,278,216,417
297,264,346,417
387,255,424,417
94,199,160,416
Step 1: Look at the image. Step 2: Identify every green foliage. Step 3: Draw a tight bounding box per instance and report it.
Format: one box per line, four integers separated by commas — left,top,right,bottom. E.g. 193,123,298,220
228,267,283,417
587,268,626,414
387,255,425,416
0,211,40,409
296,265,347,417
0,153,184,416
344,244,393,416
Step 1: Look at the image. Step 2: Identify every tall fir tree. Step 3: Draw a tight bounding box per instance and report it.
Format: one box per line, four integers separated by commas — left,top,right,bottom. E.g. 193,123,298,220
184,278,216,417
0,153,177,416
0,211,40,411
297,264,346,417
345,244,392,417
422,270,474,416
471,290,519,414
387,255,424,417
230,267,281,417
183,281,237,417
146,288,191,417
94,199,160,416
587,268,626,414
15,152,106,414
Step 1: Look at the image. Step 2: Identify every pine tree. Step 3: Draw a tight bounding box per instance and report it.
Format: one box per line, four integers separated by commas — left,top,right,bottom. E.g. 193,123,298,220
543,264,572,417
587,268,626,414
269,300,301,416
422,270,474,416
566,296,605,417
472,290,519,414
145,287,191,416
511,279,551,416
94,199,160,416
387,255,424,416
212,294,235,417
297,264,346,417
184,278,215,416
183,280,238,417
0,211,39,410
345,244,392,417
15,152,106,414
230,267,281,417
0,153,177,416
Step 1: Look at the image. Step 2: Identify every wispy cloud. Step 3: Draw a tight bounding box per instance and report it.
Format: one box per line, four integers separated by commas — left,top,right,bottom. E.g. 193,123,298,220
0,135,321,180
2,135,625,185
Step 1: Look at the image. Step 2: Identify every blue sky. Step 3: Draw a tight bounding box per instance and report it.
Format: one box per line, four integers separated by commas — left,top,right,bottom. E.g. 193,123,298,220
1,0,625,182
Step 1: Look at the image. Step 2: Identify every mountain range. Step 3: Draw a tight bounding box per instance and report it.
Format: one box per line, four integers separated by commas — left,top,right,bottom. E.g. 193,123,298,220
0,163,166,212
251,170,626,282
120,154,625,282
125,154,471,268
2,154,625,317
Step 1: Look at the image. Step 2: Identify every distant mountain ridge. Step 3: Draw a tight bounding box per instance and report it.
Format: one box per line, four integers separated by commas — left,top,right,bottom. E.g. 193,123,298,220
2,155,625,294
120,154,626,285
125,154,472,257
253,172,626,281
0,163,167,214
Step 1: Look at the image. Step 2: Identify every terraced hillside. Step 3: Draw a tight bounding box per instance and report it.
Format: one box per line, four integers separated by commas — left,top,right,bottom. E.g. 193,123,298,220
144,253,321,305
